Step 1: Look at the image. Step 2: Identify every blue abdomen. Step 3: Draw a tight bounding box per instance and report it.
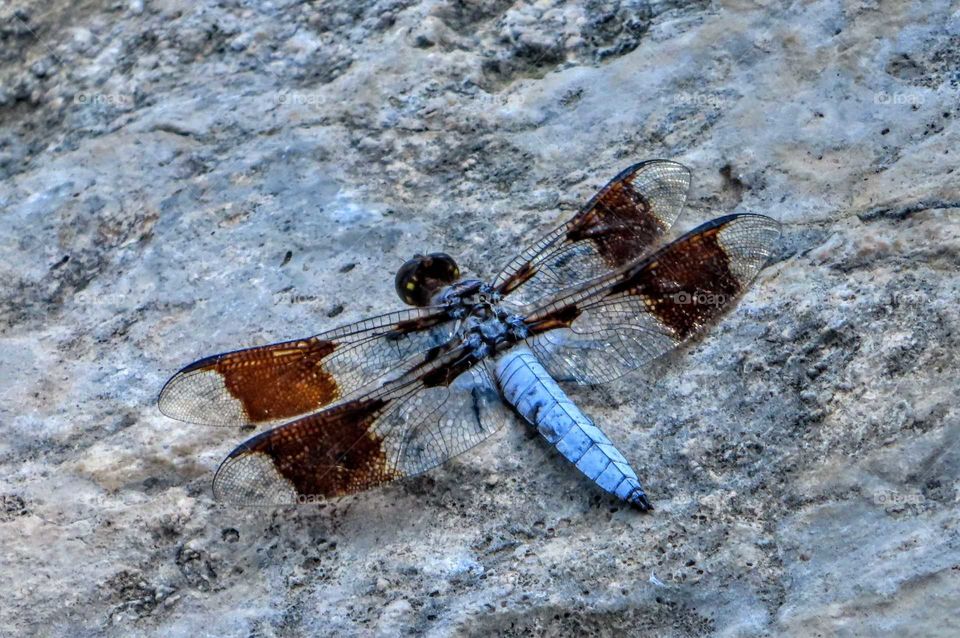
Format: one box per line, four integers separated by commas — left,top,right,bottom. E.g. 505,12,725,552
494,346,650,509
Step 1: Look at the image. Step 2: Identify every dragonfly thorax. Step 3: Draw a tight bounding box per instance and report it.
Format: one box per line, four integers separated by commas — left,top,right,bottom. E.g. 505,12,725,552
453,295,528,359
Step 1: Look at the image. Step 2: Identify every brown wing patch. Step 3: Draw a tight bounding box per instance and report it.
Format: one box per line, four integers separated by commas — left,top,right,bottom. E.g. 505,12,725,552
387,313,454,340
420,351,480,388
610,217,745,339
496,262,536,298
213,397,396,502
565,172,662,268
525,303,582,335
523,213,781,386
159,308,457,427
159,337,338,426
212,338,338,422
212,340,512,506
494,160,691,305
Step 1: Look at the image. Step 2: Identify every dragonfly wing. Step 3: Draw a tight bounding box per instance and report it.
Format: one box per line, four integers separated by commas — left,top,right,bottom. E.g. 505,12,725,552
523,214,781,385
212,344,512,505
494,160,692,308
158,307,455,426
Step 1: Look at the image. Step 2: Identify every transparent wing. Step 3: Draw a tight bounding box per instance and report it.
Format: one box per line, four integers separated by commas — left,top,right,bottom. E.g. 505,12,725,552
212,342,513,505
493,160,691,308
522,214,781,385
158,307,456,426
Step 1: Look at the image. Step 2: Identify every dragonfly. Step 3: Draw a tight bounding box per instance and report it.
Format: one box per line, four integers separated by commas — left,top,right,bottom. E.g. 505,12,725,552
158,160,780,511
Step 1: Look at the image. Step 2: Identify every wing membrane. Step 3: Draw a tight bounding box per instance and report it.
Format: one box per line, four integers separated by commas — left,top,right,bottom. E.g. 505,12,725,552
524,214,781,385
212,342,511,505
493,160,691,308
158,307,455,426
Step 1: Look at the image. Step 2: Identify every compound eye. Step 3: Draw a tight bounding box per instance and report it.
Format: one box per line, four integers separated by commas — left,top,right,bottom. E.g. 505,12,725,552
395,252,461,306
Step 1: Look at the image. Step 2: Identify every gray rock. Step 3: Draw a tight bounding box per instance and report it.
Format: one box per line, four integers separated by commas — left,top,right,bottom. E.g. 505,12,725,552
1,0,957,636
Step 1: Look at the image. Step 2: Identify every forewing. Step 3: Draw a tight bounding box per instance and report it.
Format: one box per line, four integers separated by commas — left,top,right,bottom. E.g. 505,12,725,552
493,160,691,308
212,345,512,505
158,307,454,426
523,214,781,385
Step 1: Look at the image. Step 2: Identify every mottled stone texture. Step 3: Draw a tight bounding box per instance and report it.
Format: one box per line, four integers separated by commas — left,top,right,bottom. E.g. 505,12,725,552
1,0,958,636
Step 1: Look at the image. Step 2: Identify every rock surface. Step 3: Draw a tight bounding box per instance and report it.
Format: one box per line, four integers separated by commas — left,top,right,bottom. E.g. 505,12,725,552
1,0,958,636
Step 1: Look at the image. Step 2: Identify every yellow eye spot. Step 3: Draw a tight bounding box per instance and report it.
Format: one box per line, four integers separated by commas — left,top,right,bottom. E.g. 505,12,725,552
405,281,416,291
453,268,460,278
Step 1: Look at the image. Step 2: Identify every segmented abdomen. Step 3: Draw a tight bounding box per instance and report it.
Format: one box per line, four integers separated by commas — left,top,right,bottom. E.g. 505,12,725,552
494,346,649,508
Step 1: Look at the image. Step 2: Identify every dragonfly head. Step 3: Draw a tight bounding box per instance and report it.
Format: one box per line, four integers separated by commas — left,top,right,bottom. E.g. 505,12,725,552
395,252,461,306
